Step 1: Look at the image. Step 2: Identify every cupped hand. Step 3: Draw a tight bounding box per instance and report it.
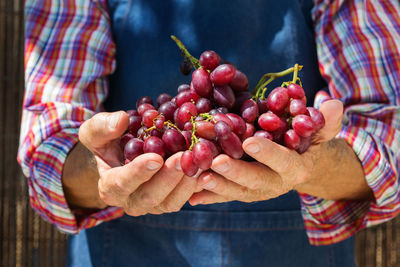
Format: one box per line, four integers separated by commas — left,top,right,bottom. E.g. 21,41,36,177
189,100,344,205
79,111,199,216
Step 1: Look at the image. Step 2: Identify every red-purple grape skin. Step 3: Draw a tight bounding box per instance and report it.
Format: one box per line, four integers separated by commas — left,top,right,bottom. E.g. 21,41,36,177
240,99,259,123
257,98,268,114
181,150,199,177
234,91,252,112
198,138,221,158
154,115,165,129
182,130,192,149
287,83,305,99
226,113,246,135
127,110,139,116
289,99,307,116
137,103,155,116
254,130,273,140
120,133,134,149
213,85,235,109
196,98,212,113
149,129,163,138
258,112,281,132
124,138,144,161
195,121,216,140
162,129,187,153
307,107,325,132
177,84,190,92
184,122,193,131
136,96,154,109
158,101,177,121
292,115,315,138
210,64,236,86
128,115,142,135
217,107,229,114
199,50,220,71
213,113,234,130
214,121,231,140
218,132,244,159
177,102,197,124
143,136,165,158
173,108,185,130
284,129,301,150
175,90,199,107
266,87,290,114
297,136,312,154
156,93,173,107
136,126,147,139
229,70,249,91
192,68,213,97
193,142,213,170
241,123,255,141
142,109,159,127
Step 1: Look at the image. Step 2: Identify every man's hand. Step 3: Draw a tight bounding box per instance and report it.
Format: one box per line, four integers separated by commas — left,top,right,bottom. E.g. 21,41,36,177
63,111,199,215
189,100,374,205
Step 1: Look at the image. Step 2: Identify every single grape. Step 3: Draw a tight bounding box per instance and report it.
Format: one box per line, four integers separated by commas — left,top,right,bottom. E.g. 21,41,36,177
156,93,173,107
143,136,165,158
138,103,156,116
213,85,235,109
271,117,288,143
284,129,301,150
266,87,289,115
174,108,185,130
195,121,216,140
149,129,163,138
177,84,190,92
210,64,236,86
289,99,307,116
209,109,221,116
198,138,221,158
217,107,229,114
287,83,305,99
254,130,273,140
234,91,252,112
142,109,159,127
192,68,213,97
213,113,234,130
180,60,193,76
297,136,312,154
162,129,187,153
154,115,165,129
127,110,139,116
136,126,147,139
307,107,325,132
184,121,193,131
226,113,246,135
182,130,192,149
193,141,213,170
214,121,231,140
181,150,199,177
124,138,144,162
240,99,259,123
128,115,142,136
158,101,177,121
120,133,134,149
199,50,220,71
257,98,268,114
229,70,249,91
292,115,315,137
196,98,212,113
175,89,200,107
258,112,281,132
177,102,197,124
241,123,255,141
218,132,244,159
136,96,154,109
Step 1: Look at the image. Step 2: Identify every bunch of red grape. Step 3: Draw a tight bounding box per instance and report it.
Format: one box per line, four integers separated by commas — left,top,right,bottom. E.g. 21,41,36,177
120,36,325,176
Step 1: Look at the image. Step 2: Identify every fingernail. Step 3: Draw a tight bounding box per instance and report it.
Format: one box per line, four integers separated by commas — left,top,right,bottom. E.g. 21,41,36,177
246,143,260,153
108,112,121,129
213,162,229,173
175,160,182,171
202,179,216,190
146,161,162,170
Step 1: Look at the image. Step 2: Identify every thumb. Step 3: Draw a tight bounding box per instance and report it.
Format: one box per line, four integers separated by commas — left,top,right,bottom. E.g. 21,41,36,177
313,99,343,143
79,111,129,151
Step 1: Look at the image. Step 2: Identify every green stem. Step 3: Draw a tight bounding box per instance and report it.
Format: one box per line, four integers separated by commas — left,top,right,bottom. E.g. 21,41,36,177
171,35,201,69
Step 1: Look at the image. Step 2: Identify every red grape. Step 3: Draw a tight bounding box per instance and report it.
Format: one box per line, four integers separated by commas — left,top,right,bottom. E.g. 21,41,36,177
192,68,213,97
226,113,246,135
213,85,235,109
177,102,197,124
199,50,220,71
154,115,165,129
240,99,259,123
241,122,255,141
124,138,144,162
213,113,234,130
162,129,187,153
143,136,165,158
284,129,301,150
195,121,216,140
156,93,173,107
289,99,307,116
181,150,199,176
292,115,315,137
217,107,229,114
287,83,305,99
180,60,193,75
175,89,200,107
254,130,273,140
177,84,190,92
136,96,154,109
257,98,268,114
210,64,236,86
149,129,163,138
128,115,142,135
182,130,192,149
158,101,177,121
127,110,139,116
218,132,244,159
258,112,281,132
184,121,193,131
193,141,213,170
297,136,312,154
138,103,155,116
120,133,134,149
142,109,159,127
229,70,249,91
196,98,212,113
214,121,231,140
234,91,252,112
307,107,325,132
266,87,289,114
198,138,221,158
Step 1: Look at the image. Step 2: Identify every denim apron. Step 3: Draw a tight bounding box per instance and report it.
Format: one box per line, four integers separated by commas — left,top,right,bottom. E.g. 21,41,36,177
67,0,356,266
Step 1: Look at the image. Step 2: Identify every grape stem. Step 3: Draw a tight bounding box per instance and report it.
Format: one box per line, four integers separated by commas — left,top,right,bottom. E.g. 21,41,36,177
171,35,201,69
188,112,214,150
252,64,303,99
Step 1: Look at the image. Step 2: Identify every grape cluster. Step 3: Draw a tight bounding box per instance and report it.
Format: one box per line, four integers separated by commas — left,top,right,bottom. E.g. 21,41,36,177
120,36,325,176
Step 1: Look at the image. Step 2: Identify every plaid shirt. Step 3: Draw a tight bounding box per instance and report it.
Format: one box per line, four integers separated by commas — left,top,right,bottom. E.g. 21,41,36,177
19,0,400,245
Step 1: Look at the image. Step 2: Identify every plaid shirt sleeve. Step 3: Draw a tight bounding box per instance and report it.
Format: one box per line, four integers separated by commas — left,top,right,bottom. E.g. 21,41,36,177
299,0,400,245
18,0,123,234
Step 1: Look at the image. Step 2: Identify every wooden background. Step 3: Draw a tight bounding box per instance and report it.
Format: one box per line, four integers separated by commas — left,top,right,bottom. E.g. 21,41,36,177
0,0,399,266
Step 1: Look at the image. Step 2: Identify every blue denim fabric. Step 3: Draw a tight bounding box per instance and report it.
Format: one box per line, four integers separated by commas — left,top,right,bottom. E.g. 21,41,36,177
67,0,356,266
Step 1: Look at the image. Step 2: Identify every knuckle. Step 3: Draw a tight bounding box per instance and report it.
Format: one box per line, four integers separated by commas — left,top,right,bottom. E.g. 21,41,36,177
139,192,159,208
125,207,145,217
160,202,180,213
